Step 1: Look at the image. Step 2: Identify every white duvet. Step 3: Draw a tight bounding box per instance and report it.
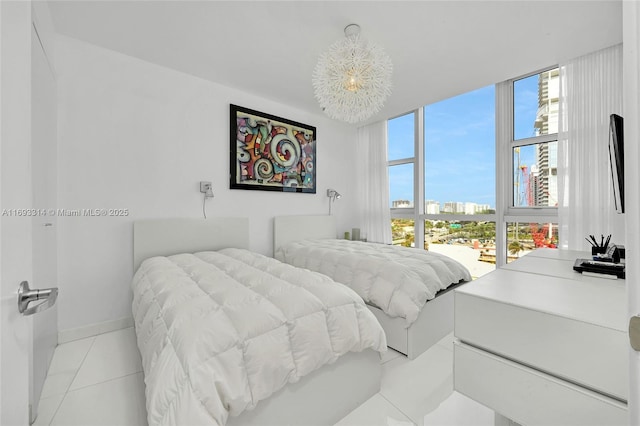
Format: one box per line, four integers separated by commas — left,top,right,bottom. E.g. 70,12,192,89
275,239,472,326
132,248,386,426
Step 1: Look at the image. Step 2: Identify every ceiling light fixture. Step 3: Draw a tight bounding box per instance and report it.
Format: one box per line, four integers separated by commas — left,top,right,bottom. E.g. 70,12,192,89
312,24,393,124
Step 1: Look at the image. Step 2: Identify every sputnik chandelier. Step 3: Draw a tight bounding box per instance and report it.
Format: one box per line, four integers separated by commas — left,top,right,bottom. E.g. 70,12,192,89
312,24,393,124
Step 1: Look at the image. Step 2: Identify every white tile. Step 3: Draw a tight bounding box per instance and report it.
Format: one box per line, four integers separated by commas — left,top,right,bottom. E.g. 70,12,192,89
51,373,147,426
380,348,404,364
381,344,454,426
33,394,64,426
58,317,133,344
334,393,415,426
422,392,495,426
40,371,76,399
47,335,95,375
69,327,142,390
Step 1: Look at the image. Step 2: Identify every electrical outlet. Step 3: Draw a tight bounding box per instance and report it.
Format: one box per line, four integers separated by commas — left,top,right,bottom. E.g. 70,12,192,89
200,181,214,198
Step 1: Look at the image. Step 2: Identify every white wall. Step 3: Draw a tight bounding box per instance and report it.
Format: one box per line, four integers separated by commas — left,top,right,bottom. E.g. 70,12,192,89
55,35,361,332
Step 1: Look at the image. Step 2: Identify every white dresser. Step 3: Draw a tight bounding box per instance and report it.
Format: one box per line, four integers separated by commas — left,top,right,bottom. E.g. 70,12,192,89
454,249,628,425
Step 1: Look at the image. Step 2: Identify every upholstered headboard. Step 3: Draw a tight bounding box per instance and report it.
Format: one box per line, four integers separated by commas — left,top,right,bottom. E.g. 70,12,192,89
133,217,249,272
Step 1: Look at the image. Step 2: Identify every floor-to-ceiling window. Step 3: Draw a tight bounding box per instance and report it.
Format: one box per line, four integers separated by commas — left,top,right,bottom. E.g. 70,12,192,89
504,68,559,263
388,67,559,276
389,112,417,247
388,87,496,278
423,86,496,278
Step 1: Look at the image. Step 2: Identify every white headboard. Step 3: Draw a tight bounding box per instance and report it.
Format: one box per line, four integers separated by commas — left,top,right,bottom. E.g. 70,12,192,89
133,217,249,272
273,215,337,252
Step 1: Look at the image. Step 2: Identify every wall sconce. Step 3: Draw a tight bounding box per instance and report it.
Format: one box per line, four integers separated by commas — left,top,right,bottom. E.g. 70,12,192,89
327,188,342,215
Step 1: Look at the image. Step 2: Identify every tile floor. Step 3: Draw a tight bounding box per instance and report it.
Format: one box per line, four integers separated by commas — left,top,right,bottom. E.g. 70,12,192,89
34,327,496,426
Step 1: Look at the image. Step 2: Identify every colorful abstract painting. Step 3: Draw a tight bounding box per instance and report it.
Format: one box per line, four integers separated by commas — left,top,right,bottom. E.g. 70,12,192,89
230,104,316,193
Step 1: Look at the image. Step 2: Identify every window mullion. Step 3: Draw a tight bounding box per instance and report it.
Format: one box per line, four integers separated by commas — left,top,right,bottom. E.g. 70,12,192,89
495,81,512,267
415,107,425,250
388,158,414,167
512,134,558,147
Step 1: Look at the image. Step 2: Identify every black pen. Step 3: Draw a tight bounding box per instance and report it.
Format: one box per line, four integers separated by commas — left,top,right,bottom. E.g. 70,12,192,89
585,237,596,247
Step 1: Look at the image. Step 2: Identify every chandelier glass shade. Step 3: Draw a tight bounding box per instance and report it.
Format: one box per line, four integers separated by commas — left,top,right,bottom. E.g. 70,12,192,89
312,24,393,124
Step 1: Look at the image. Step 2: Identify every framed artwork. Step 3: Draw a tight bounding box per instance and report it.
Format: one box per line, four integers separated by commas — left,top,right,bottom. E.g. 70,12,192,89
230,104,316,193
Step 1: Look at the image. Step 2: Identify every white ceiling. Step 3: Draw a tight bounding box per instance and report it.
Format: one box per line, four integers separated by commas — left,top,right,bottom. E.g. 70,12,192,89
47,0,623,125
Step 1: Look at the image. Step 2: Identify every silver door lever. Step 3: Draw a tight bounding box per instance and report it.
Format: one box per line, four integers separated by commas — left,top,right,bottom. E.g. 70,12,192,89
17,281,58,316
630,315,640,351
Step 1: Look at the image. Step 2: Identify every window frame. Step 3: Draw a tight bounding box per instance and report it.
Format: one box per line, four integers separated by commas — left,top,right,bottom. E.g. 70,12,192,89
496,66,559,266
389,110,423,248
507,66,560,216
389,102,496,255
388,67,560,268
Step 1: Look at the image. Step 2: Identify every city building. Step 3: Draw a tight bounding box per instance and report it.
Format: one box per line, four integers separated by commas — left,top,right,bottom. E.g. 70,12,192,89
392,199,412,208
533,68,559,206
463,203,492,214
443,201,464,214
425,200,440,214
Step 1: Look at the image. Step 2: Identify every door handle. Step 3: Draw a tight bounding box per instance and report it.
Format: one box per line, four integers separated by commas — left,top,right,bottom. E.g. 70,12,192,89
630,316,640,351
17,281,58,316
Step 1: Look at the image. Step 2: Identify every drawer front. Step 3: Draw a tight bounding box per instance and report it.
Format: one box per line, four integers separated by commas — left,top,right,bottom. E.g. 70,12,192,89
455,293,628,400
454,342,628,426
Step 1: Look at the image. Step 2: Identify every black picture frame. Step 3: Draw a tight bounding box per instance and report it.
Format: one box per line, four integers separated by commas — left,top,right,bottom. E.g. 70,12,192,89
230,104,316,193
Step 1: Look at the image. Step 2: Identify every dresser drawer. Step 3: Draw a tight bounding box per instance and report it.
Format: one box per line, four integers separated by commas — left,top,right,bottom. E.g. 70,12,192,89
454,342,627,426
455,290,628,401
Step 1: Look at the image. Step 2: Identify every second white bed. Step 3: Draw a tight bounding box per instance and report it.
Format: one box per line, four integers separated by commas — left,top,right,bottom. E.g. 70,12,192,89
274,215,471,359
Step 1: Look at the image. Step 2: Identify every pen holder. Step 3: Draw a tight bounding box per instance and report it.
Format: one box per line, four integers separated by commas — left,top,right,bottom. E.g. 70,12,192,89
592,246,606,255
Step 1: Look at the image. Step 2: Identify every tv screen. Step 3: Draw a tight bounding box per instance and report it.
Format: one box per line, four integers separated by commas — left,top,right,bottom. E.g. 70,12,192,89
608,114,624,213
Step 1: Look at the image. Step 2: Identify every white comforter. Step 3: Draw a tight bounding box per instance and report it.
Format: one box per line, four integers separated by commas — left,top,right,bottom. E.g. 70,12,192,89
132,248,386,426
275,239,472,325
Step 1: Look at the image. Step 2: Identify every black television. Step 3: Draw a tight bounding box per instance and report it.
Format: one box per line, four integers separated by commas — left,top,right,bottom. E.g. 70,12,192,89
608,114,624,213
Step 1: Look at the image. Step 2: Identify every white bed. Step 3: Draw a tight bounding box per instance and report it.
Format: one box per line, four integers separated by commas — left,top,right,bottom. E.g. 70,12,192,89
132,217,384,426
273,215,470,360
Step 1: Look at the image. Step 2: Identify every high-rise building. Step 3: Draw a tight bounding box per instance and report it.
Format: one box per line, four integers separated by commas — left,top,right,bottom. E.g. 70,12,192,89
463,202,492,214
444,201,464,214
529,164,541,205
392,199,412,208
533,68,559,207
464,202,476,215
425,200,440,214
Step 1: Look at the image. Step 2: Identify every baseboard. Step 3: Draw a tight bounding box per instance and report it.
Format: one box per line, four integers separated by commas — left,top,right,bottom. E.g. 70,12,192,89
58,316,134,344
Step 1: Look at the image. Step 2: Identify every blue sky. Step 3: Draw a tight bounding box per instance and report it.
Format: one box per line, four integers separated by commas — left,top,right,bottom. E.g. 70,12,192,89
388,75,539,209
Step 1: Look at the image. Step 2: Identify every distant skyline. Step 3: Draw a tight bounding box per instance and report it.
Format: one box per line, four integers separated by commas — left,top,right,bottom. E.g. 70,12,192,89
388,76,539,209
